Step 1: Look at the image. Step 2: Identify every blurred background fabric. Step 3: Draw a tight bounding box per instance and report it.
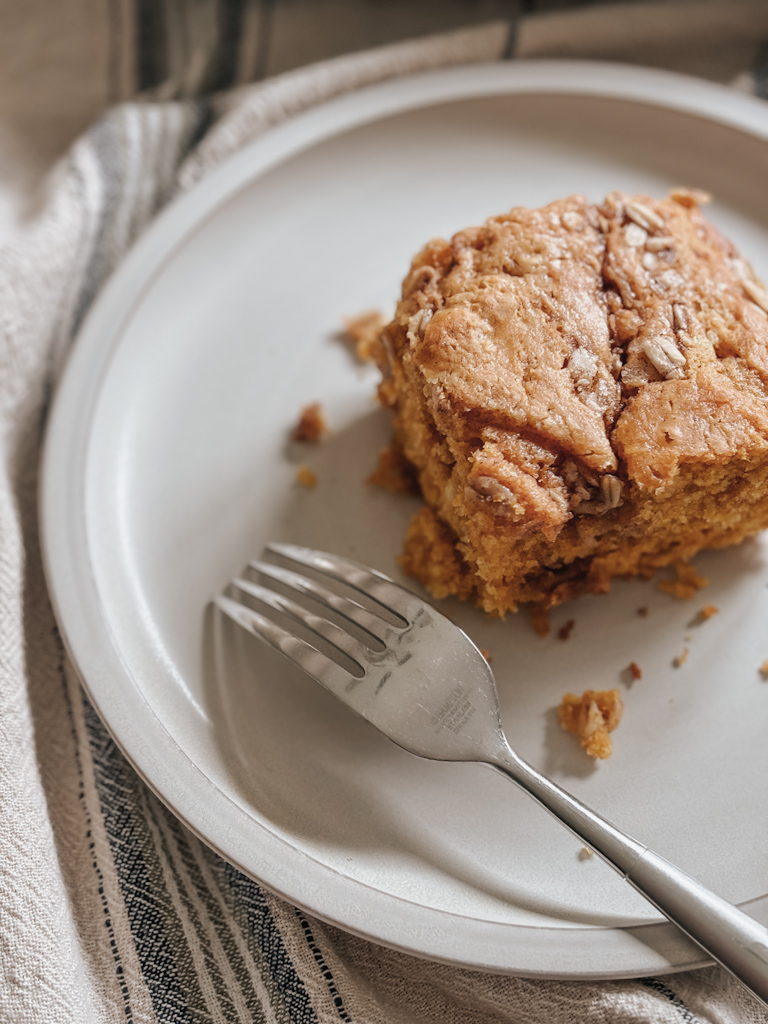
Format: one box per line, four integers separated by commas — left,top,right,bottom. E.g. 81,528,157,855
1,0,768,240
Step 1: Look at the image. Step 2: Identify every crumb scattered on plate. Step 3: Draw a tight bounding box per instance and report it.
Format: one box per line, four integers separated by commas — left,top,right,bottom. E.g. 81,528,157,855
558,689,624,759
657,562,709,600
627,661,642,681
529,605,550,638
367,442,419,494
292,402,327,443
673,647,689,668
296,466,317,488
557,619,575,642
343,310,386,362
760,659,768,679
698,604,718,621
578,847,594,861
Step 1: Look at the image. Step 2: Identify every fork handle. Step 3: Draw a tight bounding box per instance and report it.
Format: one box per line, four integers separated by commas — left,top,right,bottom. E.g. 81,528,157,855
491,744,768,1007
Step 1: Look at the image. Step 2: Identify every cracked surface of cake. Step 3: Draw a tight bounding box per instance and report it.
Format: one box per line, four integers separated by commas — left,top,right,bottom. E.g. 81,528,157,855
375,190,768,615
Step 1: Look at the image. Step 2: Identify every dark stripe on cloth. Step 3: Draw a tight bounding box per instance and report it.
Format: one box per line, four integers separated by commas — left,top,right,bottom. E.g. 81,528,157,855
502,1,525,59
131,789,213,1021
83,697,195,1023
188,100,216,155
752,39,768,100
135,0,169,91
55,633,135,1022
640,977,703,1023
211,0,248,90
254,0,277,80
295,912,351,1023
154,801,266,1022
224,861,320,1024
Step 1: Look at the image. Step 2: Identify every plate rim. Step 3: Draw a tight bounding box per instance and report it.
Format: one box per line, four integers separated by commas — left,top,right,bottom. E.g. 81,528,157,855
40,59,768,978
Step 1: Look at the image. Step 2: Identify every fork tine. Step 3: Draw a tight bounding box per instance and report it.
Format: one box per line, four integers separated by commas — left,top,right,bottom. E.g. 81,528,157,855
232,577,370,671
215,595,361,693
266,543,426,623
249,560,397,646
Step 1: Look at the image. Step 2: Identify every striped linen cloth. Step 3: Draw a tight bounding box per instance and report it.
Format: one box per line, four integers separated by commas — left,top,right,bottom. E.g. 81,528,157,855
4,4,768,1022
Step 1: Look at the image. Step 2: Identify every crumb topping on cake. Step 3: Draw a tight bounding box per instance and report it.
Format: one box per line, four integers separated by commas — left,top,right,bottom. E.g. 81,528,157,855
378,190,768,616
380,191,768,528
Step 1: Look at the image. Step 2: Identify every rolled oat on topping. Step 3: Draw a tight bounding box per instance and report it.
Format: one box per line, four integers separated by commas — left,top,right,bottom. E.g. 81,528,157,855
741,278,768,315
641,252,658,272
645,236,675,252
672,303,690,332
406,307,433,344
600,475,623,508
603,193,624,215
561,211,584,231
639,335,686,379
624,223,647,248
625,200,665,233
568,347,598,389
669,187,712,207
729,257,753,282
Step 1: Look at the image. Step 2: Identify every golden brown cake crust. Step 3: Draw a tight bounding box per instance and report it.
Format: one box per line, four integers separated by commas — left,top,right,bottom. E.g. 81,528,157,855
378,191,768,613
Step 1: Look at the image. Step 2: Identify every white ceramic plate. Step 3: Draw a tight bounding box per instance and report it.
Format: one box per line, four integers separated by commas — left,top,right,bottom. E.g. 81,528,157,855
41,62,768,979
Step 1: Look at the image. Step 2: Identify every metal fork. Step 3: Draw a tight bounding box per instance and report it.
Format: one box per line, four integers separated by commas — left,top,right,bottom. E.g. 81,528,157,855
216,542,768,1005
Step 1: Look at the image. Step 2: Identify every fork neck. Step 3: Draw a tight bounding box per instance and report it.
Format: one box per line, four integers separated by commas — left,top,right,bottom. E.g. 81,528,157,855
488,742,646,878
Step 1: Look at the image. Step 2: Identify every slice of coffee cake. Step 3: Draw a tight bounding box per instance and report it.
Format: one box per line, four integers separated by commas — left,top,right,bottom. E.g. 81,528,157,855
375,190,768,615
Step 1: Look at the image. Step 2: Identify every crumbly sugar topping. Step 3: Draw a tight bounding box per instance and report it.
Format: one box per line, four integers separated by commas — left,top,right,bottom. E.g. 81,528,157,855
380,191,768,540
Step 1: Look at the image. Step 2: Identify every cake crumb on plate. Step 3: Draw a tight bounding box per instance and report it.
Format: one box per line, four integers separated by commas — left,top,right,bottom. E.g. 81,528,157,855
558,689,624,759
557,619,575,641
343,310,386,362
673,647,690,668
296,466,317,488
292,403,327,443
